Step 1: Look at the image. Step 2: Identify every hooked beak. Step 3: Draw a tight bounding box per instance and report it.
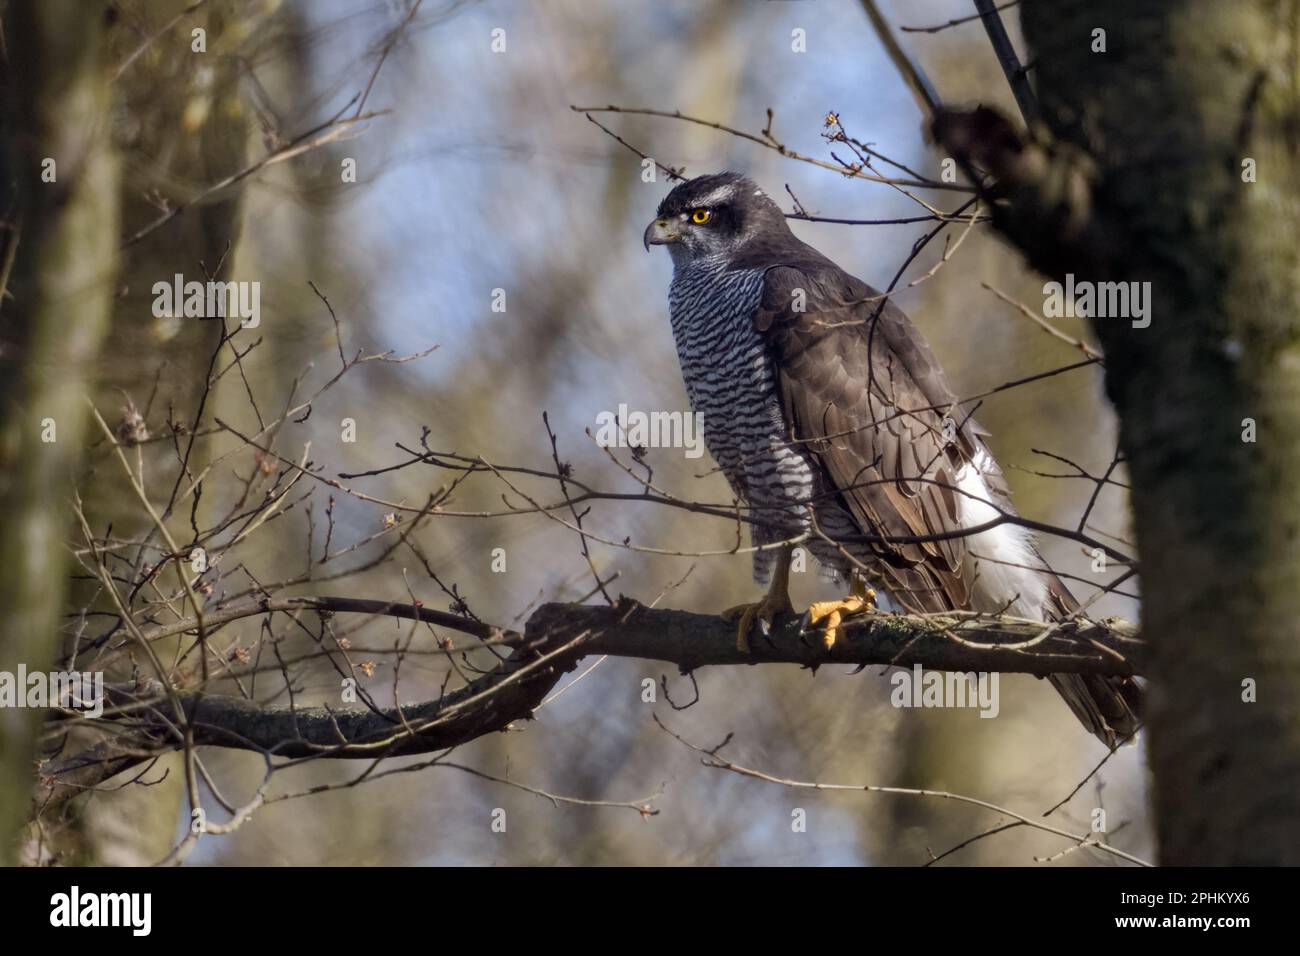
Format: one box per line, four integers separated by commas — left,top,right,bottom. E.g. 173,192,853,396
643,217,680,251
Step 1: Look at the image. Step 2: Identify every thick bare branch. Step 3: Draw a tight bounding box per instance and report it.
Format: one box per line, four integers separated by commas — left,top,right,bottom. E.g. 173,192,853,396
526,600,1141,676
38,594,1142,819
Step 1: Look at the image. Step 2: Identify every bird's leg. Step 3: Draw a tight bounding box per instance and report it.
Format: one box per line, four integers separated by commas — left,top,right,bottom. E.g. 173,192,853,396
806,576,877,650
722,547,795,653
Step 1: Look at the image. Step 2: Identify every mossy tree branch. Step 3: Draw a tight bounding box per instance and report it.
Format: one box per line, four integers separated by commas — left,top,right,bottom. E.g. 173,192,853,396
35,595,1142,816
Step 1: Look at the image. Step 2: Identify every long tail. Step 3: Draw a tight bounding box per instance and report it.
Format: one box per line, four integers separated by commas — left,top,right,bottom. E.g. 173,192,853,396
1042,573,1143,749
1046,673,1142,749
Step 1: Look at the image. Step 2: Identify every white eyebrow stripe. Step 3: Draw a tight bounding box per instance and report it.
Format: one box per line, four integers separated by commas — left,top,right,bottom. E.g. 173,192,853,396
689,183,740,208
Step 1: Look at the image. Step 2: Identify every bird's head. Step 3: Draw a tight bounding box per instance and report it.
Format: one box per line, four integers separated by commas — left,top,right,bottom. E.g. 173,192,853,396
644,172,789,267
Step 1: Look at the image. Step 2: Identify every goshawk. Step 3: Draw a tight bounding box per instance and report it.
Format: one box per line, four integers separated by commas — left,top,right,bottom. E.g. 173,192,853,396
644,171,1141,748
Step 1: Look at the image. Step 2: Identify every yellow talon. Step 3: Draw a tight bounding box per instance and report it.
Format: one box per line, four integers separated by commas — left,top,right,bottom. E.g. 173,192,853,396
721,601,760,653
806,579,876,649
722,587,795,653
722,548,795,653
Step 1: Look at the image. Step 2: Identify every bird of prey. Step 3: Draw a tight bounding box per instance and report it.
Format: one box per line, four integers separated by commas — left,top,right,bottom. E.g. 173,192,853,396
644,171,1141,748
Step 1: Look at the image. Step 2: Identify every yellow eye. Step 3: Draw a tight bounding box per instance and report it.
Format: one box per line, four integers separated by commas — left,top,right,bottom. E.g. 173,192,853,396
691,209,712,224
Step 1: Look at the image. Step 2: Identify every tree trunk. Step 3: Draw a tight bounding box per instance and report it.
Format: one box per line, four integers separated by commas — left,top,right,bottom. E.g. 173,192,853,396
53,0,265,868
0,0,120,864
1011,1,1300,863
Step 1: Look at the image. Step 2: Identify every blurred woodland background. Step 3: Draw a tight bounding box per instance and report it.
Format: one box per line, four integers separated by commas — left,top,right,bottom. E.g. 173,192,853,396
2,0,1150,866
